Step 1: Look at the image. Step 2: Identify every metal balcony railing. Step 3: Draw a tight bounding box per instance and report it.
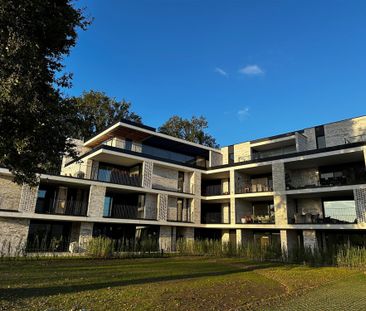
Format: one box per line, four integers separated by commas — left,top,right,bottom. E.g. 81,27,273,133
201,185,230,196
96,170,142,187
35,199,88,216
152,183,196,194
235,183,273,194
105,204,157,220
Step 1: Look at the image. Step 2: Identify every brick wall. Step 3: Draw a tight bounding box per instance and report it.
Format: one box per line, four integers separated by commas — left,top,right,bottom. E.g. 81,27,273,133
0,218,30,256
354,188,366,223
287,168,319,189
157,194,168,221
0,176,22,211
234,142,251,162
303,128,317,150
145,193,158,220
325,116,366,147
209,150,223,167
142,161,153,188
297,198,323,216
88,185,106,217
295,132,308,152
19,184,38,213
167,196,177,221
152,165,178,191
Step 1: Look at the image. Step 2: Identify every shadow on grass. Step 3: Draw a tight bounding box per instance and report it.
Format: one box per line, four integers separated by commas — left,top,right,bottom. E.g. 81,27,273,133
0,262,281,300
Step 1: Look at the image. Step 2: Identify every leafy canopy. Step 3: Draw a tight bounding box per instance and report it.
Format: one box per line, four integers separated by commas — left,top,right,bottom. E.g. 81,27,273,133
158,116,219,148
0,0,90,185
74,90,142,140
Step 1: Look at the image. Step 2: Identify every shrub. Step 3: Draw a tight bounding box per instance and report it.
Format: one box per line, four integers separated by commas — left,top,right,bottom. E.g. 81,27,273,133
86,237,114,259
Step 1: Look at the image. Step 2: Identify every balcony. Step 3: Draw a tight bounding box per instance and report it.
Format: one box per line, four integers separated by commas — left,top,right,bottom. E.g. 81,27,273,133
95,163,142,187
236,201,275,224
152,183,195,195
36,199,88,216
35,184,89,216
202,184,230,196
201,203,230,224
236,182,273,194
167,198,192,223
102,138,207,169
286,162,366,190
290,199,358,225
103,193,157,220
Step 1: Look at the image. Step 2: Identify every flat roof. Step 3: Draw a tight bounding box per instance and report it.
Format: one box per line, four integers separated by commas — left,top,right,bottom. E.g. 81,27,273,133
224,114,366,148
83,120,220,154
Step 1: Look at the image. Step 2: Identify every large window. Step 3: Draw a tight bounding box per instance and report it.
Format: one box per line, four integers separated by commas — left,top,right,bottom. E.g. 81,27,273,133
323,199,357,224
26,220,72,252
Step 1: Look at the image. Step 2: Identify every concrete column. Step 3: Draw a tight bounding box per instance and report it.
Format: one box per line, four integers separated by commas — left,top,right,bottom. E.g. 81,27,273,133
142,161,153,188
222,229,230,244
272,162,289,225
77,222,94,252
0,218,30,256
159,226,176,252
303,230,318,251
192,198,201,224
236,229,242,247
222,202,230,223
192,171,201,196
280,230,298,257
88,185,106,218
229,170,236,224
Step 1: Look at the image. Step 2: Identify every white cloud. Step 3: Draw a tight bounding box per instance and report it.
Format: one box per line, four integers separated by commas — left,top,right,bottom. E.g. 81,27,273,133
237,107,250,121
239,65,264,76
214,67,228,77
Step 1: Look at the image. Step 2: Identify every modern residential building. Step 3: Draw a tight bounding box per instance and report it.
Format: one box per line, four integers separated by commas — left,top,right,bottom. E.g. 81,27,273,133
1,115,366,255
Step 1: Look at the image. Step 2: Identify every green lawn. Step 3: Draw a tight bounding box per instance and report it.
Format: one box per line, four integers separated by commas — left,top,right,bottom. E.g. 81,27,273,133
0,257,365,310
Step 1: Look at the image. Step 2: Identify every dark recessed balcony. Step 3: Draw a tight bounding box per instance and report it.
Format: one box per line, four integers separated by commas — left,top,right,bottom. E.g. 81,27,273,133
35,184,89,216
201,184,230,196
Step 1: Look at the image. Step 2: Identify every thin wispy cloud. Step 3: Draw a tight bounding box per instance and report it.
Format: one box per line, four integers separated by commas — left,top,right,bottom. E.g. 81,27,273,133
237,107,250,121
214,67,228,77
239,65,264,76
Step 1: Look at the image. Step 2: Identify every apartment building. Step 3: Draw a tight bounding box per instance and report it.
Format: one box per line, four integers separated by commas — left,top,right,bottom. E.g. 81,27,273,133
0,116,366,255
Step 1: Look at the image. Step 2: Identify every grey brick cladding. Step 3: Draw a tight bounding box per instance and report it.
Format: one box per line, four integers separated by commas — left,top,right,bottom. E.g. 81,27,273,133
286,168,319,189
145,193,158,219
88,185,106,217
0,218,30,255
0,176,22,211
158,194,168,221
19,184,38,213
354,188,366,223
142,161,153,188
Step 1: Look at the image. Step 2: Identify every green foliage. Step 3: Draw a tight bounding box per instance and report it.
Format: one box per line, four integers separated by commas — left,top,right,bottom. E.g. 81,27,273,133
176,239,282,261
86,236,114,259
74,90,142,140
0,0,90,185
158,115,219,148
86,237,160,259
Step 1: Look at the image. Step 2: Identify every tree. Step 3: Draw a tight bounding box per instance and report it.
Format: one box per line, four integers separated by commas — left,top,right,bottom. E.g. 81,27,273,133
74,90,142,140
158,116,219,148
0,1,90,185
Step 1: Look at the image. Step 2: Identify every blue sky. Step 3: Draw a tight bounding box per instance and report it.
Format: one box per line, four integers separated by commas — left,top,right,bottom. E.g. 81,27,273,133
65,0,366,146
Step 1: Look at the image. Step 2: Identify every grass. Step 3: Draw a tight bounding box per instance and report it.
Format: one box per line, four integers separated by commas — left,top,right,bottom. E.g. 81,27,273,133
0,257,365,310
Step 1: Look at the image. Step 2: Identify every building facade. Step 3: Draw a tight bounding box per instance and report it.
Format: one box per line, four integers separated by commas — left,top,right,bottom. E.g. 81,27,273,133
1,116,366,255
